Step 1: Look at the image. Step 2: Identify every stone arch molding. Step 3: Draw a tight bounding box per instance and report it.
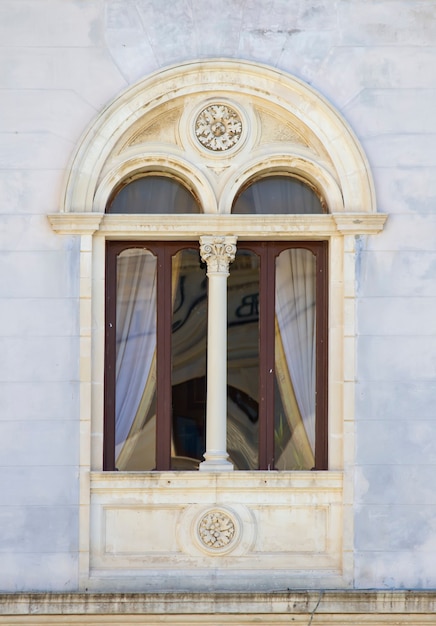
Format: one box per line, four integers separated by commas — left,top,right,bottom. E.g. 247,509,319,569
61,59,377,216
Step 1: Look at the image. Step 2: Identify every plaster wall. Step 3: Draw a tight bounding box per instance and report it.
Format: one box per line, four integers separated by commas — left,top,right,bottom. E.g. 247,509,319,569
0,0,435,592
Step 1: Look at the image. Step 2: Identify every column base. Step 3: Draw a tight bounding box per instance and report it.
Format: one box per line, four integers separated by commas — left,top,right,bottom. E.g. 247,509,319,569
199,455,234,472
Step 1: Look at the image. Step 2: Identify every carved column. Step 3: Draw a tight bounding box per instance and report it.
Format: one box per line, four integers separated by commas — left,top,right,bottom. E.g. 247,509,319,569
199,235,237,471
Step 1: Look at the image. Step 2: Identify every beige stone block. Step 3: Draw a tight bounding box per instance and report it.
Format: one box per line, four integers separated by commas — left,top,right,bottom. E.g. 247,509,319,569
342,421,355,468
343,297,355,337
78,501,90,553
328,433,343,471
80,250,93,279
79,298,92,337
343,337,355,382
80,338,92,381
79,419,91,468
79,471,90,507
343,382,355,422
328,327,343,382
343,235,355,254
329,282,344,329
79,382,91,422
91,432,104,472
79,276,92,299
343,470,355,508
343,254,356,298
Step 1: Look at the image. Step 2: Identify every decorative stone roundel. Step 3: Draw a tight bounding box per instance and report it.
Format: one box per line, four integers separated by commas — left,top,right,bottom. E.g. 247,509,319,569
195,104,243,151
197,509,237,549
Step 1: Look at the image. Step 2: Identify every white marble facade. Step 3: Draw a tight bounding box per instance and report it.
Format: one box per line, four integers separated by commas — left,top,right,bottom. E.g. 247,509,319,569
0,0,436,600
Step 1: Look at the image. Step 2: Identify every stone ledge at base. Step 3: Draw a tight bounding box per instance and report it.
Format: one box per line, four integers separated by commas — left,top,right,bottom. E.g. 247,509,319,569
1,591,436,624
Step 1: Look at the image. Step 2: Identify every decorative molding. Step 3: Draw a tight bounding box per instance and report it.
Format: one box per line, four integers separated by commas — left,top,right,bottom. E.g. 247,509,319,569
199,235,237,274
195,103,243,152
61,59,377,214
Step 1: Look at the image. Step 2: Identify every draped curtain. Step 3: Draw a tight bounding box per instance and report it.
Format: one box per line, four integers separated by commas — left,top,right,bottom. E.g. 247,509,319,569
115,249,157,461
275,249,316,453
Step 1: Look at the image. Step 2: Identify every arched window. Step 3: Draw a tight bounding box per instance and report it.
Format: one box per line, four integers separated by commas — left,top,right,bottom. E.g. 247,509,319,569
49,60,386,591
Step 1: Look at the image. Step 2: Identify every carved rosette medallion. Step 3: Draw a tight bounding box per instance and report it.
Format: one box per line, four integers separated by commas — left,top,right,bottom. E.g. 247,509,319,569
195,104,243,151
200,235,237,274
197,510,236,550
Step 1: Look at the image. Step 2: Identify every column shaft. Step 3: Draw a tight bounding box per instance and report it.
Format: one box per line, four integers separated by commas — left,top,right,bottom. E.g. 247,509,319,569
199,235,237,471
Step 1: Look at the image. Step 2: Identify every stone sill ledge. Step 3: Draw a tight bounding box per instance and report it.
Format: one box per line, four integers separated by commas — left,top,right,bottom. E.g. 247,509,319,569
90,469,343,488
1,591,436,615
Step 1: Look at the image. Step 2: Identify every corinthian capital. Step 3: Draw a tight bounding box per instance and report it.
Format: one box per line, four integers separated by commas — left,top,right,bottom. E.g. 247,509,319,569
200,235,237,274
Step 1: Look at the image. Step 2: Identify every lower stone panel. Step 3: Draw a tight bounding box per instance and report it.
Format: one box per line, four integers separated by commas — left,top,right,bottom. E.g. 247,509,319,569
87,471,346,590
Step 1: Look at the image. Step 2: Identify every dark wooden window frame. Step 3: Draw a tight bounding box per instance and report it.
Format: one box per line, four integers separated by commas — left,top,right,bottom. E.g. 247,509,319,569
104,239,328,471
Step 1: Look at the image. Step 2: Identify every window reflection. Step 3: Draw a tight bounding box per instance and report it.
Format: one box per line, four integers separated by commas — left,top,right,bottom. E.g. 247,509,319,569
227,249,259,470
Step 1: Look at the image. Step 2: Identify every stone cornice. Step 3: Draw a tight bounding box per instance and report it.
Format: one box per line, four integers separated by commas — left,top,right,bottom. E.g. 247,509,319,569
334,213,388,235
1,591,436,617
47,213,104,235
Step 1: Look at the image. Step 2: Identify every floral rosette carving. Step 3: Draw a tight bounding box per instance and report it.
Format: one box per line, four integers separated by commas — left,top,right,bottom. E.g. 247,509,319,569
198,510,236,549
195,104,243,151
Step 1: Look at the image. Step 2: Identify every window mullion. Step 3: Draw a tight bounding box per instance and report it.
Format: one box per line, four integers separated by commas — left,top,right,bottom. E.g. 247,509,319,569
258,244,275,470
103,242,118,471
155,246,172,470
314,242,328,469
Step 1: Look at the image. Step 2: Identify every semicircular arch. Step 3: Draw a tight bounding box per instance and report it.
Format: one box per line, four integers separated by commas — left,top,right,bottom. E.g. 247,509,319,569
63,59,376,215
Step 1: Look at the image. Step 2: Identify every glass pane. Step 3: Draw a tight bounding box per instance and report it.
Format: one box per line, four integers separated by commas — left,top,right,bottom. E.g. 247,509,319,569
107,176,201,214
275,248,316,470
171,248,207,470
232,176,324,214
227,249,259,470
115,248,157,471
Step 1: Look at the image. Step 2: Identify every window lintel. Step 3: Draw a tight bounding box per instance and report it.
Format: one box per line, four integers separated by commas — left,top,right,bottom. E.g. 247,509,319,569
48,212,387,238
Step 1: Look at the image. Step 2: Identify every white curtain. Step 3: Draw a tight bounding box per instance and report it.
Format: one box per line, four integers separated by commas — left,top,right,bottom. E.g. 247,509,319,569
275,249,316,452
115,249,157,460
